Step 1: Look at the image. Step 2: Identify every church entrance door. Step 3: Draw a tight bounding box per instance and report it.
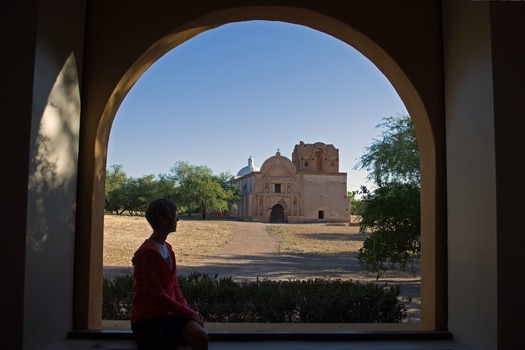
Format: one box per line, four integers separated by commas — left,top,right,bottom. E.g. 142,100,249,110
270,204,285,223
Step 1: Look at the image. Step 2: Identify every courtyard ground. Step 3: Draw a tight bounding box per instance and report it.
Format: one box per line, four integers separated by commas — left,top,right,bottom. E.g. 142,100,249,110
103,215,421,323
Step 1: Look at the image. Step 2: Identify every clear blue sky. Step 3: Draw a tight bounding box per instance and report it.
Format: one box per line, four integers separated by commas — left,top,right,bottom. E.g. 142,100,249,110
107,21,407,193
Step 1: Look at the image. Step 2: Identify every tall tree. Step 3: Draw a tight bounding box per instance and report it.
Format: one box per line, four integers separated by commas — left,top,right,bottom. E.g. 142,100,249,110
355,114,420,187
348,190,366,216
357,182,420,278
105,165,178,215
216,171,241,212
170,161,237,219
354,114,421,278
156,173,178,201
105,164,128,215
124,174,158,215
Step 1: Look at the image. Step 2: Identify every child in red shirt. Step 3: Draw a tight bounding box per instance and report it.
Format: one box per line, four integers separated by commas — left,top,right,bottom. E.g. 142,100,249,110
131,198,208,349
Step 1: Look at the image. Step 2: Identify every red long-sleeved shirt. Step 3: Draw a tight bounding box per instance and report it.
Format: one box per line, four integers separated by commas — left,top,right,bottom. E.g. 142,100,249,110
131,239,198,324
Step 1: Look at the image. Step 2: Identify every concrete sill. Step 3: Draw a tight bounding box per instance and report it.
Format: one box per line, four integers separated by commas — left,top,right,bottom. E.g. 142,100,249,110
68,322,452,342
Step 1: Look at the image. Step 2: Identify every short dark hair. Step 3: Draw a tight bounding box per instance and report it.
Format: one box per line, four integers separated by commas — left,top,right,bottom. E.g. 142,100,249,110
145,198,177,230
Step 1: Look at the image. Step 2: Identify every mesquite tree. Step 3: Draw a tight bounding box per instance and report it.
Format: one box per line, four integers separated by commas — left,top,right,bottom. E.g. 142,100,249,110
354,114,421,278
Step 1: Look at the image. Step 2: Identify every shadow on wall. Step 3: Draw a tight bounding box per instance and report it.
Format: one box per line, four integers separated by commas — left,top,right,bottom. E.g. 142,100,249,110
27,53,80,252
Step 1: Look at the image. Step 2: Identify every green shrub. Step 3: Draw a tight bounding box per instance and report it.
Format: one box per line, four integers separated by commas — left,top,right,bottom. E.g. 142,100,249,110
103,272,408,323
102,274,134,320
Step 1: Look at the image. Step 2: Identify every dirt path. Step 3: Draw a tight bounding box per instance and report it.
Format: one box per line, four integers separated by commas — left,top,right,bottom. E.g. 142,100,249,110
178,221,283,280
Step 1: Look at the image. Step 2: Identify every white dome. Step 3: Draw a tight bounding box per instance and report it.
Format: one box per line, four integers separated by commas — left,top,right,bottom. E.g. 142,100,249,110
236,156,260,177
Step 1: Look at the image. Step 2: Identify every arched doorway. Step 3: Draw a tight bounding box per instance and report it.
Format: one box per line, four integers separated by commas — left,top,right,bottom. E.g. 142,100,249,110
270,204,285,222
76,3,444,331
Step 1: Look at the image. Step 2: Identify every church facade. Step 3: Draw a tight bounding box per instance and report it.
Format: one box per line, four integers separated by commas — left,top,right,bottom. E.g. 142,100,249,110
231,141,350,223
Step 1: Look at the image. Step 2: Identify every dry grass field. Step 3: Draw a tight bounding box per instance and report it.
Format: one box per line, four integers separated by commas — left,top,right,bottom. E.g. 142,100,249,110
103,214,235,266
103,215,365,267
266,223,366,255
103,214,420,286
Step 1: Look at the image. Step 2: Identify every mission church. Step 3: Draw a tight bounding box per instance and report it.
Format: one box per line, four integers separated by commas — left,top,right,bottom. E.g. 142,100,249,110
231,141,350,223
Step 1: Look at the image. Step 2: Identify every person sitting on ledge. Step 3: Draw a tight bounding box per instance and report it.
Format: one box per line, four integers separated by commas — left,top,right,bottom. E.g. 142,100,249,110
131,198,208,350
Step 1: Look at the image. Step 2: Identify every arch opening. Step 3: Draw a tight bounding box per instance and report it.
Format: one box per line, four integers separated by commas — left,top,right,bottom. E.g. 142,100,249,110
77,5,442,331
270,204,285,223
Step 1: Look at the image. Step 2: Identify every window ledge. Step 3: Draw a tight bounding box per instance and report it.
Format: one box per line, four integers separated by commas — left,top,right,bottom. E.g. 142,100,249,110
69,322,452,342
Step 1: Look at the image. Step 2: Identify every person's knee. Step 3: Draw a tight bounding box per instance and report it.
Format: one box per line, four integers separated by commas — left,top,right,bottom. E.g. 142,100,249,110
195,327,209,344
183,321,209,347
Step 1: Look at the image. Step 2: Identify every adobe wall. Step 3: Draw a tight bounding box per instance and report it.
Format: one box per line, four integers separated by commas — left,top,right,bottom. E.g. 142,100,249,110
292,141,340,173
442,1,497,348
1,1,88,348
302,174,349,222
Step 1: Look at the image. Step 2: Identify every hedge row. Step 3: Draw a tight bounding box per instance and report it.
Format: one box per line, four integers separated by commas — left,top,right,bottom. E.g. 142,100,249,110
103,272,409,323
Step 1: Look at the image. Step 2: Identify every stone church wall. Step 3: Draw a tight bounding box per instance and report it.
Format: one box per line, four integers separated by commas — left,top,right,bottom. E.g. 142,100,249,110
292,141,340,173
302,174,349,222
232,143,349,223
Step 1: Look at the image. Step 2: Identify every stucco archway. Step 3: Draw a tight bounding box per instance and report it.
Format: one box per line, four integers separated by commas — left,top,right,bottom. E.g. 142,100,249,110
76,4,444,331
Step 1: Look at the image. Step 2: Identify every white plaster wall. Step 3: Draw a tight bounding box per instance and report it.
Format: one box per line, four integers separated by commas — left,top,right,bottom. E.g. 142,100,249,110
23,1,86,349
442,1,497,349
233,175,258,218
